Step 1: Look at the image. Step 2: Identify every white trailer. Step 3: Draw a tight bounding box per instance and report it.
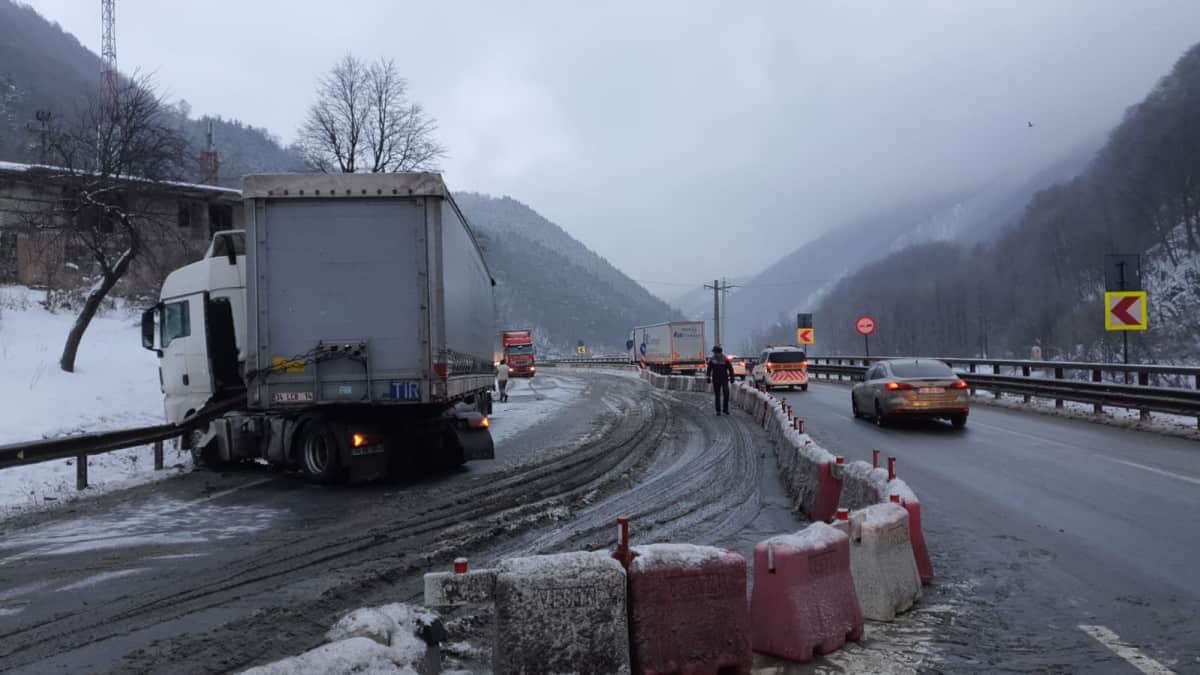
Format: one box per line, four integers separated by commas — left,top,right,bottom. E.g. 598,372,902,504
631,321,706,375
142,173,497,482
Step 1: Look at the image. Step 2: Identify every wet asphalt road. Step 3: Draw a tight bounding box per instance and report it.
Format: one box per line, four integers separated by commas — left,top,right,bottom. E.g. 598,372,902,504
2,371,1198,673
777,382,1200,673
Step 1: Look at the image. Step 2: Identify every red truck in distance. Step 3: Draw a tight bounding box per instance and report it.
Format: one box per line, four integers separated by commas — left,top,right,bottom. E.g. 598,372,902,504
501,330,536,377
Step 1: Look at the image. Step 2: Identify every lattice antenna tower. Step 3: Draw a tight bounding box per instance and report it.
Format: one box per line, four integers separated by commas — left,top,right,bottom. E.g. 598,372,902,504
101,0,117,94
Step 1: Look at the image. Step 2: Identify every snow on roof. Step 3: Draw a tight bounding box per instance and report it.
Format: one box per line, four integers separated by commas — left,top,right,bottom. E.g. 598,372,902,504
0,159,240,197
631,543,730,570
241,172,446,199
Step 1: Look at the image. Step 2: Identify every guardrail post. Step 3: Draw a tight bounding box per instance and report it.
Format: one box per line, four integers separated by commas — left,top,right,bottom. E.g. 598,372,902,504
154,440,164,471
1021,365,1031,403
837,359,843,382
993,364,1002,399
1054,367,1064,408
76,453,88,490
1137,372,1150,421
1092,369,1103,415
968,363,976,396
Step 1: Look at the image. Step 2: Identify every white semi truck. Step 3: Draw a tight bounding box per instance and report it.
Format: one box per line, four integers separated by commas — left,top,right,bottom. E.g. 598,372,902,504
141,173,497,482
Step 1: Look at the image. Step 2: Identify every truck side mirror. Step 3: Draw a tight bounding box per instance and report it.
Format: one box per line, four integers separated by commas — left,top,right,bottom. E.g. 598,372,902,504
141,306,159,354
625,339,635,350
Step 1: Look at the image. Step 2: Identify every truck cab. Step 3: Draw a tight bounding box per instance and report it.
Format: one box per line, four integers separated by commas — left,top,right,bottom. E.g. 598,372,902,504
142,230,247,424
501,330,536,377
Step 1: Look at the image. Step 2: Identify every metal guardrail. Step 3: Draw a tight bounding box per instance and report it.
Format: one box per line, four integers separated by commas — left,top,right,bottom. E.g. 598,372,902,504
541,357,633,367
0,394,246,490
806,356,1200,428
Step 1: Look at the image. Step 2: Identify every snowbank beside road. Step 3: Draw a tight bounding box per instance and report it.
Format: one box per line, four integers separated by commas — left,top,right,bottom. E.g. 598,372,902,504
0,286,178,516
240,603,440,675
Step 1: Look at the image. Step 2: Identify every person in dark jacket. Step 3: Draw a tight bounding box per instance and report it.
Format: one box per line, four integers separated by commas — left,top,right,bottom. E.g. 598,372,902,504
706,345,735,415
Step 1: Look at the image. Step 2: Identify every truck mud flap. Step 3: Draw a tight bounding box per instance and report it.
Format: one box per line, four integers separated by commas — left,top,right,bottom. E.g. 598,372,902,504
454,426,495,461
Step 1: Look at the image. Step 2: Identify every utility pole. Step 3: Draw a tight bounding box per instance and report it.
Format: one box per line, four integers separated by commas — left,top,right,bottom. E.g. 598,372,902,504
707,278,720,347
703,278,738,349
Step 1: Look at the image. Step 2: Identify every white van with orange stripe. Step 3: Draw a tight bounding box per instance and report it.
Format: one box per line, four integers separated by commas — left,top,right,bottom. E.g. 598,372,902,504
752,346,809,392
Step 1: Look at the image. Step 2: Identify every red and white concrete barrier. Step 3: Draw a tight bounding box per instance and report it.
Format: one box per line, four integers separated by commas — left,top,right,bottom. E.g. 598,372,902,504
751,523,863,662
627,544,752,674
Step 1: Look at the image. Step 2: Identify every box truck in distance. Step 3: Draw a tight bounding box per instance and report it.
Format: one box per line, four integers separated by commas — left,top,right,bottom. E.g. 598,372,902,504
141,173,497,483
631,321,706,374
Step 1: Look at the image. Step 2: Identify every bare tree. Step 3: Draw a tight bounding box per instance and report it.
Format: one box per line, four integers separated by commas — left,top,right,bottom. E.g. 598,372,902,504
37,73,189,372
298,54,446,173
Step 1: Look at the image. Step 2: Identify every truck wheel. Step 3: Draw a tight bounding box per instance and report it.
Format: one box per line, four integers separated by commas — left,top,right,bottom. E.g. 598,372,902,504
800,384,809,392
188,426,229,470
298,421,342,484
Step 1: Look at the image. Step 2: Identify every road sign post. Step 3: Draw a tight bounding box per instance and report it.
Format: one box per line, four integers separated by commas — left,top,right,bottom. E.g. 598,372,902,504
855,315,876,358
1104,255,1144,380
796,313,814,346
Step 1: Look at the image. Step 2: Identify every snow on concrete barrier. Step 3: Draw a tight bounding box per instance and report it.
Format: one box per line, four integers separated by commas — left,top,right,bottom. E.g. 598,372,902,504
834,503,922,621
628,544,752,674
424,566,498,607
837,460,889,510
751,523,863,663
884,479,933,586
836,461,933,585
493,551,631,674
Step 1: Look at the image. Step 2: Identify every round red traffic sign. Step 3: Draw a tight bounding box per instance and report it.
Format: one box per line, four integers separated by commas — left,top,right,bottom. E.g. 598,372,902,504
856,315,876,336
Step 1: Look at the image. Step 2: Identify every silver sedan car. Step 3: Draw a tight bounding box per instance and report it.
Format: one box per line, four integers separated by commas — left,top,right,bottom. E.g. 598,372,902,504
851,358,969,428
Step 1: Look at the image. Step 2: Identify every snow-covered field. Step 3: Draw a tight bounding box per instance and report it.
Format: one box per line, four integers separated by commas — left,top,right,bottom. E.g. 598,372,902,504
0,286,181,517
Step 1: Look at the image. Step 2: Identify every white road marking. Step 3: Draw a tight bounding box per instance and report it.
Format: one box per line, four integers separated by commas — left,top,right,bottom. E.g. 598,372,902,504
189,477,276,505
1079,624,1175,675
967,419,1081,451
951,418,1199,487
1097,457,1200,487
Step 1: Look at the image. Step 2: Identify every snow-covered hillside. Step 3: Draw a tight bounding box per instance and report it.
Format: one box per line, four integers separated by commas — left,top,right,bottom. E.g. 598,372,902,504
0,286,180,514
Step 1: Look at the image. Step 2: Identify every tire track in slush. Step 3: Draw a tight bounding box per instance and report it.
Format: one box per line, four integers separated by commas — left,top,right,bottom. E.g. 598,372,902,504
495,390,764,558
0,375,669,673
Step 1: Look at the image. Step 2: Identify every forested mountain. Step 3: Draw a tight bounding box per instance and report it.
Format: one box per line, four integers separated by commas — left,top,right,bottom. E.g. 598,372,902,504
765,42,1200,363
456,193,683,355
0,0,304,179
719,141,1099,352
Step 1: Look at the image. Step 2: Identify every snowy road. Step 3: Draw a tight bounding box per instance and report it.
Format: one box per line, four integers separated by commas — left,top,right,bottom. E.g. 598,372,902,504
774,381,1200,674
3,371,1198,673
0,372,661,674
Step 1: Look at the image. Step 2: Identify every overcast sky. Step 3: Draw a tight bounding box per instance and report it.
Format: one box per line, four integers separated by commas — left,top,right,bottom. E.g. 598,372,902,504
24,1,1200,293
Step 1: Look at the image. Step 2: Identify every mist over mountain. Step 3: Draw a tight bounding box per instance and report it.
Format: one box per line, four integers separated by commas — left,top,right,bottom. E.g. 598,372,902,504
753,42,1200,364
456,193,682,355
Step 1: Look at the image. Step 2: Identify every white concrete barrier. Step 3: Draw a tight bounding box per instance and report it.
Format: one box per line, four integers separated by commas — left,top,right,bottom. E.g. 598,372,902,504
834,503,922,621
493,551,631,673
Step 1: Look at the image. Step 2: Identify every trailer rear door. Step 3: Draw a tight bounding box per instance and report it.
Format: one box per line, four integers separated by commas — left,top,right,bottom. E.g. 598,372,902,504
251,199,429,406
